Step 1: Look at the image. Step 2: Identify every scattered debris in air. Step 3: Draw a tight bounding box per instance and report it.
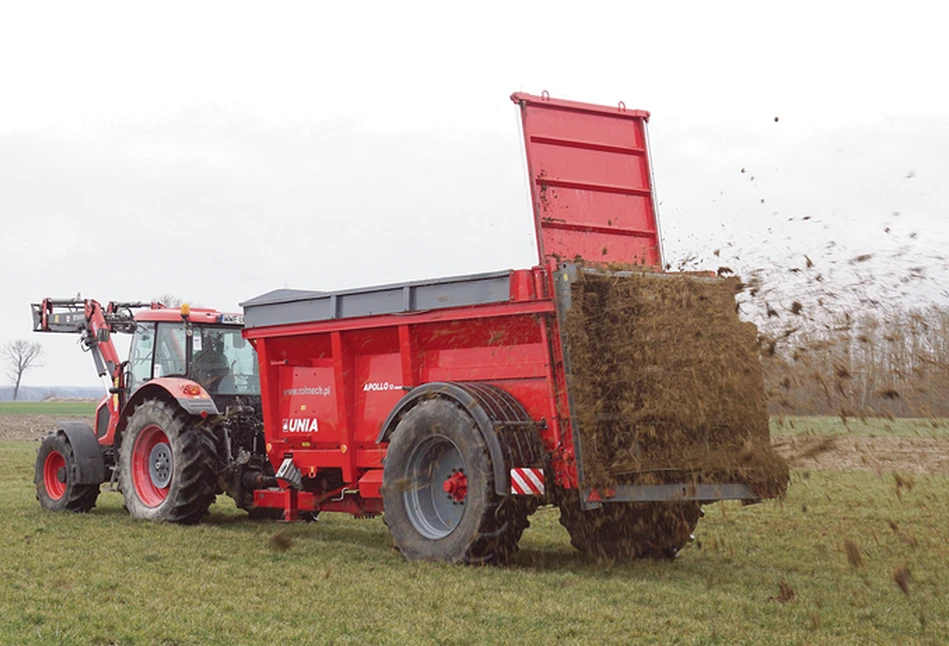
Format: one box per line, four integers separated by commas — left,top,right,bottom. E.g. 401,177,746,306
843,538,864,568
268,529,294,552
893,564,911,595
768,580,796,603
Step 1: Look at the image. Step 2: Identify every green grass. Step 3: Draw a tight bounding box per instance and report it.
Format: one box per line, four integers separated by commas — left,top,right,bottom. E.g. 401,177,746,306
0,401,98,416
770,416,949,438
1,441,946,644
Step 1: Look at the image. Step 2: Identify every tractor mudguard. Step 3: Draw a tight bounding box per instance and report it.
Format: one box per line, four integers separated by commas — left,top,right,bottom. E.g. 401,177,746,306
124,380,220,420
55,421,106,485
116,380,221,442
175,397,220,416
377,382,543,497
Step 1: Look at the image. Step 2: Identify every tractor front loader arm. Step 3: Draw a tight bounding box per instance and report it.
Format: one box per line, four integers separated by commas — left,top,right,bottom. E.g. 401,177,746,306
31,297,145,384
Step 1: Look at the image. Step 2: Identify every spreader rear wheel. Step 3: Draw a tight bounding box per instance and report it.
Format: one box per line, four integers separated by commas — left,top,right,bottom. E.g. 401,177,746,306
382,398,531,565
119,399,217,524
558,497,701,560
34,432,100,512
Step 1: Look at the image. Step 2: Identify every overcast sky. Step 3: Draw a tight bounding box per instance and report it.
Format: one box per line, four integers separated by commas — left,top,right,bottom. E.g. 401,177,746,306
2,1,947,389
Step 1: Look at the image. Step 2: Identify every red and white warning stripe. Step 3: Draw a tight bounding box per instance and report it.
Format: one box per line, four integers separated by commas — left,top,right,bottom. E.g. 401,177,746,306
510,468,545,496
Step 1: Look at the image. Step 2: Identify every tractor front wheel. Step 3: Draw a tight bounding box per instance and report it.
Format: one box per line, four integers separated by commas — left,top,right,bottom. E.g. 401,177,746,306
382,398,531,565
558,497,701,560
34,431,100,513
119,399,217,524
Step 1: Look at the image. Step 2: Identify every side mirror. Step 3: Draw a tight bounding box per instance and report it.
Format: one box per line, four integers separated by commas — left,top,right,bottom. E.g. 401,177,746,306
96,328,111,343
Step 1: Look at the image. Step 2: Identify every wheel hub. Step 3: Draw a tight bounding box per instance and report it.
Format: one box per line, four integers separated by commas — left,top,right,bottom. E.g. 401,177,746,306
148,443,173,489
403,435,467,539
442,471,468,502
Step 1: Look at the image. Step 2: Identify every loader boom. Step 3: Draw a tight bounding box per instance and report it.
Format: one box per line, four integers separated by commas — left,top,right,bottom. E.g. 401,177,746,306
31,298,152,385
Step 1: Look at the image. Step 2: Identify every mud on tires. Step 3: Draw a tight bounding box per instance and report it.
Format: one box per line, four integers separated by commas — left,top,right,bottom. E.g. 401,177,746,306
382,398,533,565
558,496,701,560
34,431,100,513
119,399,217,524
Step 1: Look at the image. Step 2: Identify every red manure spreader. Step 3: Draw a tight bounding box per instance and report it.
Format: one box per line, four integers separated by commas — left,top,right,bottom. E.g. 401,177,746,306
33,93,782,564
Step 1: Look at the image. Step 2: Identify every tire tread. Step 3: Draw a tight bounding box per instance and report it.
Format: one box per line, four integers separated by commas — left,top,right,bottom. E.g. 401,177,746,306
34,431,100,513
119,399,217,524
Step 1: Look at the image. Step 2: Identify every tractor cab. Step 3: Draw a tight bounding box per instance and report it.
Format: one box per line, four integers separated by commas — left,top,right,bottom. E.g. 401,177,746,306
127,307,260,408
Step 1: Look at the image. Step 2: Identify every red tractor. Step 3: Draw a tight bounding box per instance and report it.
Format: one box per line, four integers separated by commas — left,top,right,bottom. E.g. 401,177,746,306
31,299,272,523
33,92,785,564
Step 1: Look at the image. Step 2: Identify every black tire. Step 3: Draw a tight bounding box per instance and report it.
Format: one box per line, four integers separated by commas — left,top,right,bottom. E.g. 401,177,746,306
119,399,217,524
557,495,701,560
34,431,100,513
382,398,532,565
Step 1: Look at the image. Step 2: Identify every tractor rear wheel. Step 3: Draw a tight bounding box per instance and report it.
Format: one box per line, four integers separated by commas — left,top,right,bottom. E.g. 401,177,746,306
382,398,532,565
119,399,217,524
34,431,100,513
557,496,701,560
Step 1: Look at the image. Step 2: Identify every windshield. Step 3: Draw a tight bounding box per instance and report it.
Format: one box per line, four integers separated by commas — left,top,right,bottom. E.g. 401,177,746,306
190,326,259,396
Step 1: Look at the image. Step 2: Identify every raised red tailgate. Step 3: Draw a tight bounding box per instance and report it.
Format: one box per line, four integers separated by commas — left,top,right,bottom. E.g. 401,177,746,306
511,92,662,267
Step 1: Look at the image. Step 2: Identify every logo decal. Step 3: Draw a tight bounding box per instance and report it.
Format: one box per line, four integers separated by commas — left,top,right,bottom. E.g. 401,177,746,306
282,418,320,433
282,386,331,397
363,381,402,392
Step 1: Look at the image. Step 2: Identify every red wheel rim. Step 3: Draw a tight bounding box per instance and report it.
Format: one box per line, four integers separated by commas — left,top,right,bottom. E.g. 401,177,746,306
132,425,172,507
43,451,67,500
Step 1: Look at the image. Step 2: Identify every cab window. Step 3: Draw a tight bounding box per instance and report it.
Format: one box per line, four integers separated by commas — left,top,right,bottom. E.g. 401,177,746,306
191,327,259,395
128,322,155,392
154,322,187,378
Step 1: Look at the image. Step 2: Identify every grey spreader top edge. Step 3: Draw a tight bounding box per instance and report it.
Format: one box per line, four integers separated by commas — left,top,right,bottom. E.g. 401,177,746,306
242,269,513,329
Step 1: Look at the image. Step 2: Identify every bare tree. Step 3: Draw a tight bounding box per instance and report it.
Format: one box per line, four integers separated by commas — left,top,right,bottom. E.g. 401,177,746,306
154,294,185,308
2,340,44,401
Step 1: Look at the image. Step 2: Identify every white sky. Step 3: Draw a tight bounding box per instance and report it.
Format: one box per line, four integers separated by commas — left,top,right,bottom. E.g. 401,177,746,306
2,1,947,388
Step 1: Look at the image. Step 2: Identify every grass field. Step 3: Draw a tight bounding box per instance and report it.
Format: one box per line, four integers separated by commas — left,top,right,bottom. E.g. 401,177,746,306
0,401,98,416
1,439,946,645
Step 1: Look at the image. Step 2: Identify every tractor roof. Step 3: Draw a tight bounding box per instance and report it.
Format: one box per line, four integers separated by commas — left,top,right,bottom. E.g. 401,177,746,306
134,307,243,326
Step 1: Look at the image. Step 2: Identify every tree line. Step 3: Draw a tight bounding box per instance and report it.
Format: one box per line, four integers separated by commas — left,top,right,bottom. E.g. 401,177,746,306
760,305,949,418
